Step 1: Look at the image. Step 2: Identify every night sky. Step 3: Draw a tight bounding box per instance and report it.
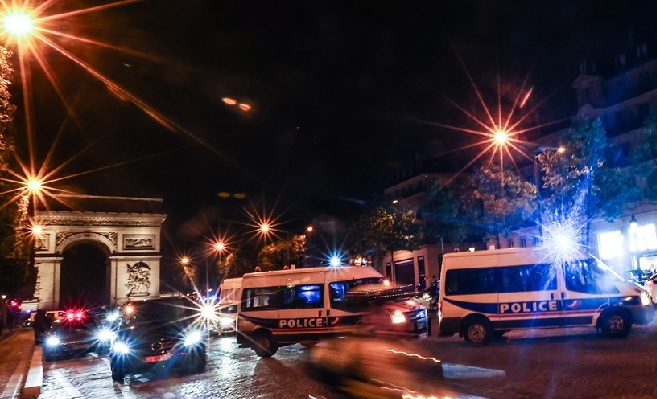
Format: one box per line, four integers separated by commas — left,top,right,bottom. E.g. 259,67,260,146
12,0,657,224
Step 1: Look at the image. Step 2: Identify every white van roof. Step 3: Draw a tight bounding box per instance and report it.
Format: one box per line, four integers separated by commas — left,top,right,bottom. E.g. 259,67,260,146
241,266,382,287
442,247,588,269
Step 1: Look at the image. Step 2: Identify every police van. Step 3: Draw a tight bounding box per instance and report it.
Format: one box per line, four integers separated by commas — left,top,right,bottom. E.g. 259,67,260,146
237,266,429,357
216,278,242,335
439,248,654,344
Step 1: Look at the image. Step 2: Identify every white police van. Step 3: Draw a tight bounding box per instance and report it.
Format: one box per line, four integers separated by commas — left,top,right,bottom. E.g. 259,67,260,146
439,248,654,344
236,266,429,357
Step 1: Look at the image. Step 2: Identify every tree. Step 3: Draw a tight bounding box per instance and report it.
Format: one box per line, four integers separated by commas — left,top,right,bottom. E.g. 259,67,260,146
0,45,26,296
633,109,657,201
348,202,422,274
421,180,476,246
257,235,306,271
538,117,640,244
459,163,537,242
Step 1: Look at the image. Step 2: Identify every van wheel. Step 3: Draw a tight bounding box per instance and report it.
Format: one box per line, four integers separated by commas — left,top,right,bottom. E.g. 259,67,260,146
252,331,278,357
463,317,492,344
600,309,631,338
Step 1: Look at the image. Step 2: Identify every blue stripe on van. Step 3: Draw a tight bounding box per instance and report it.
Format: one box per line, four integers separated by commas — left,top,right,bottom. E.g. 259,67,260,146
443,298,498,314
446,295,638,316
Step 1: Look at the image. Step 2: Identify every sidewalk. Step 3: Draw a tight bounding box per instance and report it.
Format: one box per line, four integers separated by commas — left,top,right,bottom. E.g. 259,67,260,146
0,328,41,399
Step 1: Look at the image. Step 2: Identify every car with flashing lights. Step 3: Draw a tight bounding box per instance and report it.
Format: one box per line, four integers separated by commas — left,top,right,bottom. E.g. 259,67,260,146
43,309,115,361
438,248,655,344
236,266,429,358
645,273,657,305
108,297,207,382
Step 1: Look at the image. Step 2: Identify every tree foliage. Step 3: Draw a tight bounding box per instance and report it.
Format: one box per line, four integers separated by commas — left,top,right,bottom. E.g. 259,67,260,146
421,180,477,245
538,117,640,226
458,163,537,240
0,45,26,296
348,202,422,265
257,235,306,271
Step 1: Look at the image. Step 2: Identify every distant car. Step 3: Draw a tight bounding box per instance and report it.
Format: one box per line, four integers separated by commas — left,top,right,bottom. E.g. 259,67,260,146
43,310,115,361
645,273,657,305
216,303,237,335
108,297,207,382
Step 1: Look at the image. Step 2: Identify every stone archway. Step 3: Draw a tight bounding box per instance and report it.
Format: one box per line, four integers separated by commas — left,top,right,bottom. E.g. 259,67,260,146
32,194,166,310
60,241,111,308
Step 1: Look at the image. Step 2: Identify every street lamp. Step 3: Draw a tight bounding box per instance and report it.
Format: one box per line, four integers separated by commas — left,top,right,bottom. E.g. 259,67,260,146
211,240,227,294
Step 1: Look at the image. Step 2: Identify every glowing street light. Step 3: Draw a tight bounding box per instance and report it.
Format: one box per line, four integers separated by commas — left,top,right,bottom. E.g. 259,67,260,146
25,177,42,194
180,256,190,266
260,222,270,234
494,129,508,146
2,9,36,39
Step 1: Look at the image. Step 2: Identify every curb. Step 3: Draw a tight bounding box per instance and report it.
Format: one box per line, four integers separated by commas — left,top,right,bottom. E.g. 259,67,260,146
20,346,42,399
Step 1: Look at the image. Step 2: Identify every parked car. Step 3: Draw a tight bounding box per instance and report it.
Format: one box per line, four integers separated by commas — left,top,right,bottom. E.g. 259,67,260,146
645,273,657,305
109,297,207,382
43,309,115,361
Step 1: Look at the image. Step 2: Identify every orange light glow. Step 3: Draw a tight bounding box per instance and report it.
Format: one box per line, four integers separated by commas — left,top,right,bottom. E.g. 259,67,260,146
2,9,35,38
222,97,237,105
238,103,251,111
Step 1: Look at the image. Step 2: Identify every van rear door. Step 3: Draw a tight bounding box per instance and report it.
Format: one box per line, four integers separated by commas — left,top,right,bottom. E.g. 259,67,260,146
561,259,622,327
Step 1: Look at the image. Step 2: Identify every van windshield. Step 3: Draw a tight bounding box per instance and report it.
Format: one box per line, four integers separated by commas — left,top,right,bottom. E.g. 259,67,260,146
564,259,621,294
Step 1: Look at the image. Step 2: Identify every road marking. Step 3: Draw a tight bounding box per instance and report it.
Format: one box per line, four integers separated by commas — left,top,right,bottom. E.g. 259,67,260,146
51,369,84,398
1,355,29,399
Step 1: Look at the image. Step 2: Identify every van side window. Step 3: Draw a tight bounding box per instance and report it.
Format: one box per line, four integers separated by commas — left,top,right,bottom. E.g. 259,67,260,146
281,284,323,309
564,260,620,294
329,282,346,308
499,264,557,293
242,287,282,310
445,268,497,295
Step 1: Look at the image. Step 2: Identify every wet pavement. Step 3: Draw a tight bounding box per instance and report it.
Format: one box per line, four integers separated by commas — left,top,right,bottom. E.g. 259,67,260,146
0,328,35,399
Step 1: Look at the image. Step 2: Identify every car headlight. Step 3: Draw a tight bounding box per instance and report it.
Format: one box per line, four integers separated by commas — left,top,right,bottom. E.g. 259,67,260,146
200,304,216,320
111,341,131,355
391,309,406,324
219,316,234,327
184,330,203,346
97,328,116,342
46,336,61,347
106,312,119,322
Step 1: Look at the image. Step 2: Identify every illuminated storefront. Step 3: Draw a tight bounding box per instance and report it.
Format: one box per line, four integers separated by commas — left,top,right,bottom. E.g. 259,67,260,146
595,215,657,276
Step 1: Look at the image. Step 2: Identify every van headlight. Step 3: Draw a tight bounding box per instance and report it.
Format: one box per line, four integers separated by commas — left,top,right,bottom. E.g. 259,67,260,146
219,316,234,327
111,341,131,355
391,309,406,324
46,336,61,347
184,330,203,346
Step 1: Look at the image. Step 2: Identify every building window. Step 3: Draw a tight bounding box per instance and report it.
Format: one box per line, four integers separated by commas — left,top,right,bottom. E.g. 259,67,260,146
417,256,426,289
507,239,515,248
520,238,527,248
598,230,624,260
394,259,415,286
630,223,657,252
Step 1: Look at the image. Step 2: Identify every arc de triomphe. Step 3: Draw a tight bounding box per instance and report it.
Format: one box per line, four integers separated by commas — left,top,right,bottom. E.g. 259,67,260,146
32,194,167,309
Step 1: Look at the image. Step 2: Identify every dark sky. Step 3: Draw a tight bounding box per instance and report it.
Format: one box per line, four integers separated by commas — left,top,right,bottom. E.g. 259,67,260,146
13,0,657,224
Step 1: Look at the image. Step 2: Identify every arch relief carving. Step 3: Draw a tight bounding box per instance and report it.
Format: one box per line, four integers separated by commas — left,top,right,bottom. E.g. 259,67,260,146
55,231,117,253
